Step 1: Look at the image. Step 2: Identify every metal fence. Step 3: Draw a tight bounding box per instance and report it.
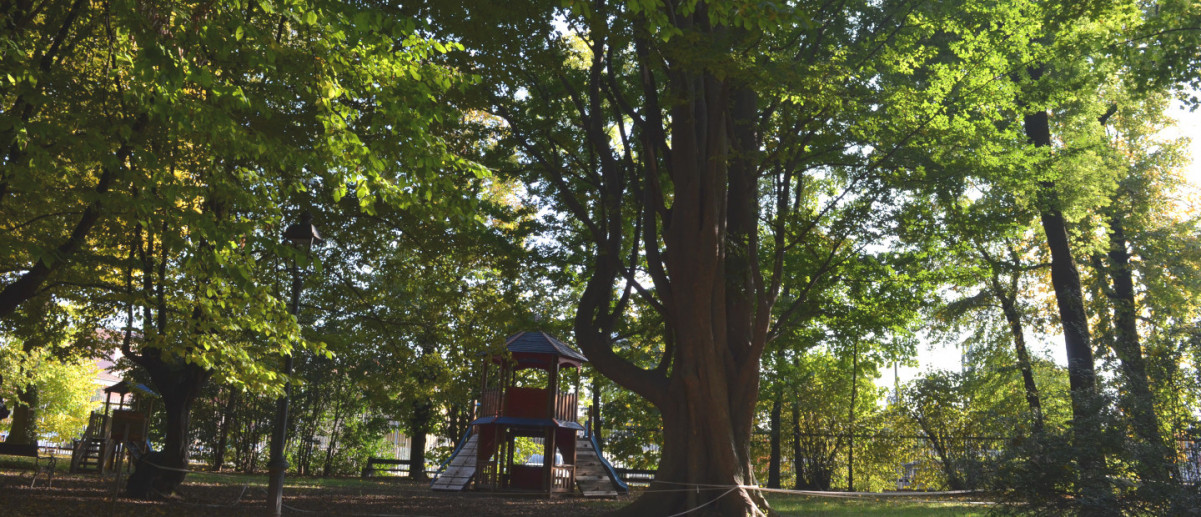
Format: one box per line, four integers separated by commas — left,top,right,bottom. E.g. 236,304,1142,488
598,430,1201,491
748,431,1009,491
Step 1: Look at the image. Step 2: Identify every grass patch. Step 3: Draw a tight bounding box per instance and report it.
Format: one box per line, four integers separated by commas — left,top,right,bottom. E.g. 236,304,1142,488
766,492,993,516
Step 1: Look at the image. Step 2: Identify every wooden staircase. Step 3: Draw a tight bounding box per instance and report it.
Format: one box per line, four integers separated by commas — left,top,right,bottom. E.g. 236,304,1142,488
71,412,113,473
430,433,479,491
71,438,114,472
574,436,619,497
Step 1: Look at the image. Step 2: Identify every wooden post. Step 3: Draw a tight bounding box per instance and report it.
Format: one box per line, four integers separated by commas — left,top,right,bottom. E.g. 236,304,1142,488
544,360,560,494
480,358,489,419
103,392,113,438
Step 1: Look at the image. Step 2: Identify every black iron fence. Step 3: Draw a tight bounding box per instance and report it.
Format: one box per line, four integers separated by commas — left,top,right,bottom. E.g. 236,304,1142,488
599,430,1201,491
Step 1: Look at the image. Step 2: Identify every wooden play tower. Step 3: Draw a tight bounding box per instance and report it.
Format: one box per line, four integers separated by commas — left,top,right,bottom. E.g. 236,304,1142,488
432,331,627,497
70,380,156,474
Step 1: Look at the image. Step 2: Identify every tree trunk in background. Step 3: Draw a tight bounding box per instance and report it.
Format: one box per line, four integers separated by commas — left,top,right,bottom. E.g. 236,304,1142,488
5,386,39,444
995,289,1044,432
591,379,604,453
321,402,345,478
791,398,803,490
767,387,782,489
6,298,51,445
0,373,8,420
409,401,432,481
211,389,238,471
408,339,436,481
447,402,469,449
1024,85,1113,511
847,340,858,492
1104,212,1172,484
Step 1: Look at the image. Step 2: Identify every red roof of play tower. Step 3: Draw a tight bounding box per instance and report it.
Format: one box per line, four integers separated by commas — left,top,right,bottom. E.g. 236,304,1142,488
504,331,588,364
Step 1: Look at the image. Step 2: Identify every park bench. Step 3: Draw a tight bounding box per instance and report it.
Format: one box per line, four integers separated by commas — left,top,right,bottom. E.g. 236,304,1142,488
0,443,56,487
361,457,414,478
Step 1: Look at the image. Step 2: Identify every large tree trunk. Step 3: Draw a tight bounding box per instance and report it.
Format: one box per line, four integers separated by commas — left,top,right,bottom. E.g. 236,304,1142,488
1023,75,1113,511
620,378,763,516
518,4,782,514
5,386,39,444
1103,212,1172,484
125,351,211,498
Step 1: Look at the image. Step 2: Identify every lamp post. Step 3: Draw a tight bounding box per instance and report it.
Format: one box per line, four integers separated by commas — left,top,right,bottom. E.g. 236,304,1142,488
268,211,322,517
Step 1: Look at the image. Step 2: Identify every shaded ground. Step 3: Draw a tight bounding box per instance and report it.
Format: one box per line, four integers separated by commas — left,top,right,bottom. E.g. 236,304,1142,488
1,461,993,516
767,492,991,516
0,467,625,517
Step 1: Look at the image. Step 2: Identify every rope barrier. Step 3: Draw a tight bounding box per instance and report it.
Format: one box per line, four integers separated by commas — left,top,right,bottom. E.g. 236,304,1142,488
663,487,739,517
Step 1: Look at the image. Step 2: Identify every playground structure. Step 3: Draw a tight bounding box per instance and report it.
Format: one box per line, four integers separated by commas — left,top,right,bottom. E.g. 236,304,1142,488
70,380,157,475
432,331,628,497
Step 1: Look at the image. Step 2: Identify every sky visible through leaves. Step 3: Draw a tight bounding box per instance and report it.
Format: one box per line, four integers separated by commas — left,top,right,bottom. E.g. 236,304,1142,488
893,100,1201,389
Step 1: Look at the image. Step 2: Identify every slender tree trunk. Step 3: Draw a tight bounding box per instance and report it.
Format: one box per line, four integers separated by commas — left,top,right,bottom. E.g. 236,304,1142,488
409,339,436,481
1104,212,1172,484
321,401,345,478
211,389,238,471
996,293,1045,432
847,340,858,492
791,399,803,490
6,300,49,445
920,427,965,490
767,385,782,489
1024,77,1113,510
